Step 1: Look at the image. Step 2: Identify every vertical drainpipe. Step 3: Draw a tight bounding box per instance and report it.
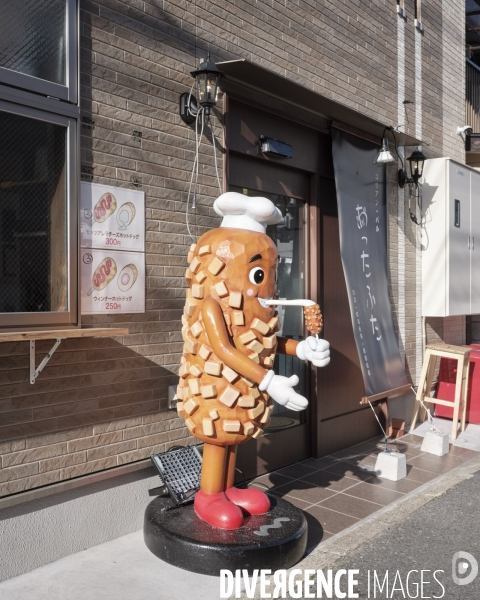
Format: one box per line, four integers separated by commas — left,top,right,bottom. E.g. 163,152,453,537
415,23,423,384
397,13,406,367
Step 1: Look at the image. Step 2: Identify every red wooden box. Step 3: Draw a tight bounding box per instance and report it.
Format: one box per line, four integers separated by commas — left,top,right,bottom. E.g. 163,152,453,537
435,344,480,424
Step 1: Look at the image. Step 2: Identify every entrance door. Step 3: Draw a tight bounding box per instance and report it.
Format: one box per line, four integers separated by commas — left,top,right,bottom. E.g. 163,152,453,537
229,162,312,480
226,99,374,478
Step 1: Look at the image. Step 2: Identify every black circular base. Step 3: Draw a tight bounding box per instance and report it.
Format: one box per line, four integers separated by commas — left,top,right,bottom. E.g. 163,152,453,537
144,494,307,575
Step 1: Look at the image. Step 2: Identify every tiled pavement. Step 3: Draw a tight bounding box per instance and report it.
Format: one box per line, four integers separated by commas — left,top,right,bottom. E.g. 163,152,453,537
248,434,478,552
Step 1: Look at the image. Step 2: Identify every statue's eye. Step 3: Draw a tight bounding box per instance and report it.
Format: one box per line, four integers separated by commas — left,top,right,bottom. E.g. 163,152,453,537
248,267,265,285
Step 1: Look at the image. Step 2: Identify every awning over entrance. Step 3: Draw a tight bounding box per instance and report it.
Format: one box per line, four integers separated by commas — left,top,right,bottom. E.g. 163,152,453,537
217,59,423,148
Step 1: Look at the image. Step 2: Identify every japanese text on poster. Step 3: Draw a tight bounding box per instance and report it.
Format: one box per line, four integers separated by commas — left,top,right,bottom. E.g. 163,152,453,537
332,128,408,398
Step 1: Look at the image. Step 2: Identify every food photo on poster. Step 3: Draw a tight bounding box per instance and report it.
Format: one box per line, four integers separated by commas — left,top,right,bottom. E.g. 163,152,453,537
81,248,145,315
80,182,145,252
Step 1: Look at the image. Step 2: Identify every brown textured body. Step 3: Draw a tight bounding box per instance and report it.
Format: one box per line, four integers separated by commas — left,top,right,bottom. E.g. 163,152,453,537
177,228,280,446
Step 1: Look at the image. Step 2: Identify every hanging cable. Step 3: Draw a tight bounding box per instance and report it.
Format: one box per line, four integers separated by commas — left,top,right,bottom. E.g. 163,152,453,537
209,115,222,194
390,127,405,174
194,107,205,211
367,400,393,453
185,107,205,240
410,385,443,434
408,180,425,227
390,127,426,228
185,139,198,240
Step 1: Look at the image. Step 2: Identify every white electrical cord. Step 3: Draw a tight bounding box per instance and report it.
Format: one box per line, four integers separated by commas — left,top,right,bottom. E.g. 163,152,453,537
185,139,198,240
193,106,205,212
209,116,222,194
186,107,204,240
184,92,222,239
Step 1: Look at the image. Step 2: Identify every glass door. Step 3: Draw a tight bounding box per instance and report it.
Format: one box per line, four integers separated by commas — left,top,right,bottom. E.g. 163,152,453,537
230,184,311,479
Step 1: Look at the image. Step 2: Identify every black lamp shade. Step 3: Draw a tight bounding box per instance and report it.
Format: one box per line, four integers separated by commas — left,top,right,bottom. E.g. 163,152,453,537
190,57,223,110
407,148,426,182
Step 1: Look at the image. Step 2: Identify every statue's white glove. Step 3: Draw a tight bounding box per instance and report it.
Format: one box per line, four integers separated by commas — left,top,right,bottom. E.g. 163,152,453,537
259,371,308,411
296,337,330,367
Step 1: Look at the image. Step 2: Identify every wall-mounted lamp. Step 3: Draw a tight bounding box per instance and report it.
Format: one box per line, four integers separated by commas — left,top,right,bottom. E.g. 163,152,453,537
179,54,223,124
260,135,293,159
398,148,426,188
178,55,224,234
374,134,396,165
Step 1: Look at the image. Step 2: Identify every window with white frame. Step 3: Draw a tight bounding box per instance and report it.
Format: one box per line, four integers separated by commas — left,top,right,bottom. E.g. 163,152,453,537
0,0,79,329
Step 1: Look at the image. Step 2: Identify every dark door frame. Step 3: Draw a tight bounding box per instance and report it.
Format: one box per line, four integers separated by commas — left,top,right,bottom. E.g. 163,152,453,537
224,95,326,477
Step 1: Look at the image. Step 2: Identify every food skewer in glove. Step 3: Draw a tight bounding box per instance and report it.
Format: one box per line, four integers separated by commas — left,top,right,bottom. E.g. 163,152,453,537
178,192,330,530
258,299,329,409
304,303,323,335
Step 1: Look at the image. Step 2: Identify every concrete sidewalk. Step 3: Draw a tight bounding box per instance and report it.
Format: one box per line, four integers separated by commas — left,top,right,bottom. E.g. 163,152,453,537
0,528,220,600
1,428,479,600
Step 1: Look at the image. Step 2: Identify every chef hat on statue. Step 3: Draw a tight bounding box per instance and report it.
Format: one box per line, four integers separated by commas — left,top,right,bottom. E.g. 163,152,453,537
213,192,282,234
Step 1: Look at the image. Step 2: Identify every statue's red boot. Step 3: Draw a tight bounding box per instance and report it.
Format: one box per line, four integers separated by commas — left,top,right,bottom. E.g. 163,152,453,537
225,486,271,515
194,490,244,530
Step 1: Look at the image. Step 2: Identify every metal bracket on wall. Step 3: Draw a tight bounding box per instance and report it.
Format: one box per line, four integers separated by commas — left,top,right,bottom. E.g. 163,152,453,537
168,384,178,409
30,338,62,384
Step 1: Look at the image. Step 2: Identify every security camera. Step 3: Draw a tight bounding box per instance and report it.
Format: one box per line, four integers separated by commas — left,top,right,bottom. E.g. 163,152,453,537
457,125,473,136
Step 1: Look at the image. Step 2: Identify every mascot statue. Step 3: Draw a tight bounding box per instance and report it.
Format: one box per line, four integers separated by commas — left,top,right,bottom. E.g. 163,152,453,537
176,192,330,529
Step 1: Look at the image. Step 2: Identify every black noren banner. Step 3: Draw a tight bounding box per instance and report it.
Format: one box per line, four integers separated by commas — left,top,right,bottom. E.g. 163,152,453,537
331,128,408,398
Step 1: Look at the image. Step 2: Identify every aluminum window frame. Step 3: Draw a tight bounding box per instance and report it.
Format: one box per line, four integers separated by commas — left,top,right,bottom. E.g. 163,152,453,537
0,0,78,104
0,99,79,329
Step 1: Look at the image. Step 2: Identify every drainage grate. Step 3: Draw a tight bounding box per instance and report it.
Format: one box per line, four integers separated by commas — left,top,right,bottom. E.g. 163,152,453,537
151,446,202,505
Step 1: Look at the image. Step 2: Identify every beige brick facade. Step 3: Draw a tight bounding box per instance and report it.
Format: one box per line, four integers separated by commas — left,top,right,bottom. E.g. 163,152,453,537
0,0,467,496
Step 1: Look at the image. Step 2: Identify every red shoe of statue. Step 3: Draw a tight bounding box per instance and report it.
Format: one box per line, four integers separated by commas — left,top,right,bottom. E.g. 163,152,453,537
225,486,270,515
194,490,244,530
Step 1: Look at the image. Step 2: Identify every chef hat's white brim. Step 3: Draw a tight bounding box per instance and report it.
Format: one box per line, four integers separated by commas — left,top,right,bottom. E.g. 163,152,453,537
213,192,283,234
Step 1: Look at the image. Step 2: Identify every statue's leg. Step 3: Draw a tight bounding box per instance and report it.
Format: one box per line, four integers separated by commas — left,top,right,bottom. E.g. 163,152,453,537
225,445,270,516
225,444,238,490
200,443,227,494
194,443,243,530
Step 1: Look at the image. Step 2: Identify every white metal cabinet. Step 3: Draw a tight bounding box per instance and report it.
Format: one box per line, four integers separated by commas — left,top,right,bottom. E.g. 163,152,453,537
422,158,480,316
471,169,480,313
448,162,471,316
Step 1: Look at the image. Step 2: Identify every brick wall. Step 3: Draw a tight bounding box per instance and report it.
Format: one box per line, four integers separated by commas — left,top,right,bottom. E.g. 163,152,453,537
0,0,466,495
388,0,466,387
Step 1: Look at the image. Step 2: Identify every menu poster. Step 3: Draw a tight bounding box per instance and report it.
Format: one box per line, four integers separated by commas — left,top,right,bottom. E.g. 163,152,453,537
80,182,145,252
81,249,145,315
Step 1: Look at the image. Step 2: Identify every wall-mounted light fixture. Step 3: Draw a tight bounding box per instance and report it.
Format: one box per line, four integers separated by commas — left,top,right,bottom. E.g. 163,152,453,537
260,135,293,159
374,126,428,226
398,148,426,188
179,54,223,124
374,132,396,165
178,54,224,236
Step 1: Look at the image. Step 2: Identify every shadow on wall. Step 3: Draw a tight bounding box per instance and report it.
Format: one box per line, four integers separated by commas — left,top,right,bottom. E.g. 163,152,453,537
0,336,189,498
